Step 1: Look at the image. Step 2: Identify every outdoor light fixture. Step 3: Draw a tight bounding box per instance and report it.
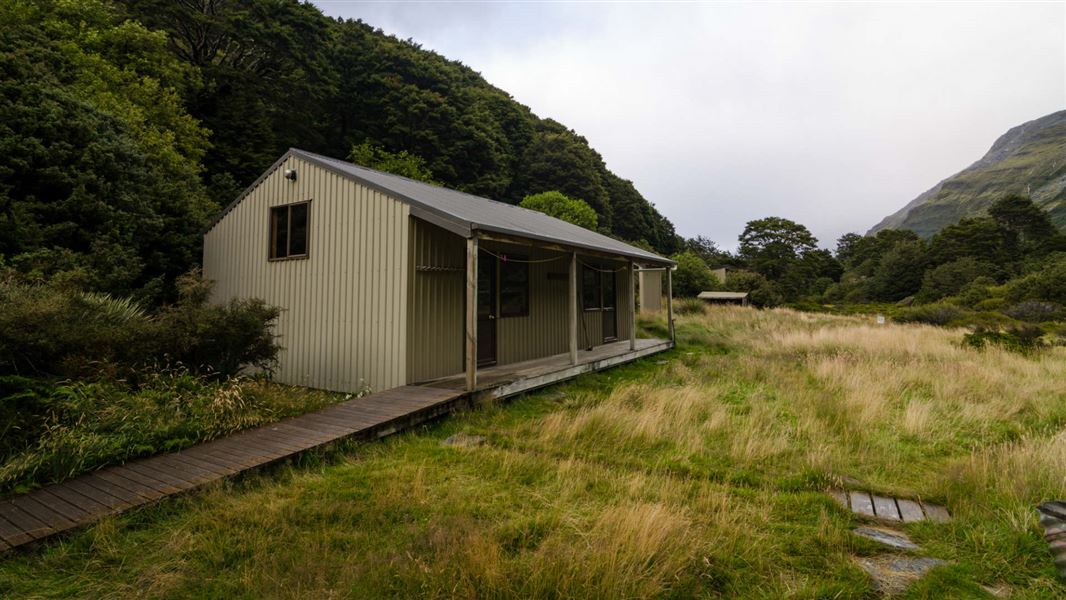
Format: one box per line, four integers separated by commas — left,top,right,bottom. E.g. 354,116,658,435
284,169,297,181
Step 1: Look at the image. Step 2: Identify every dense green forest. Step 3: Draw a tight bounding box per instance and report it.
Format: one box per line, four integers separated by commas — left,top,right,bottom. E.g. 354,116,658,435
0,0,679,301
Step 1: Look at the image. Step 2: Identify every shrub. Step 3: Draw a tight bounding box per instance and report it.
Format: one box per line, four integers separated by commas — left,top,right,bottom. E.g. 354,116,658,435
962,325,1046,354
955,276,998,308
0,274,151,377
519,191,598,230
674,298,705,315
0,269,279,379
148,270,279,377
669,251,716,297
1005,255,1066,302
917,258,999,302
1001,301,1064,323
725,270,781,307
893,303,961,326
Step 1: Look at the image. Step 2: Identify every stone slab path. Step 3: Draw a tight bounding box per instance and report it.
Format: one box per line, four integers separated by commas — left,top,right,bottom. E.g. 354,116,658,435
831,489,950,523
856,556,947,595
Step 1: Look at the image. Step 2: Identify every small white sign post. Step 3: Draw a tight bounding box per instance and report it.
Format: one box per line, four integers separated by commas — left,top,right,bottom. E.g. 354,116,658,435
876,314,885,325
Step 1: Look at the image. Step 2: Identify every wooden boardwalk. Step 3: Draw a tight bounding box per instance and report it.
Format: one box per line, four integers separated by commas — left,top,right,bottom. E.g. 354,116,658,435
0,386,464,553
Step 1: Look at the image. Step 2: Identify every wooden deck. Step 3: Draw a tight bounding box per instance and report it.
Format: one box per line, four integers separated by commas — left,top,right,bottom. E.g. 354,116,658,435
422,338,672,398
0,337,671,554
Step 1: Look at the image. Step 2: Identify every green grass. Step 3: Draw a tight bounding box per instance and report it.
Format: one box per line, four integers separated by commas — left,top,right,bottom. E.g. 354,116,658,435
1,308,1064,598
0,374,349,497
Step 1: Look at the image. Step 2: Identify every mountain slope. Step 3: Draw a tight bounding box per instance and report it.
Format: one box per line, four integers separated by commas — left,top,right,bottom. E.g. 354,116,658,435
870,110,1066,237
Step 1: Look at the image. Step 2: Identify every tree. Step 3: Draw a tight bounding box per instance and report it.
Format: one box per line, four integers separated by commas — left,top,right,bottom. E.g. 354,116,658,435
0,0,214,298
512,121,611,229
834,233,866,267
785,249,843,299
928,217,1012,269
835,229,921,272
604,172,679,255
917,257,999,302
1005,254,1066,303
685,236,735,267
519,192,598,230
669,251,716,297
987,194,1066,259
348,141,436,183
724,270,782,307
869,240,928,301
738,217,819,280
123,0,337,196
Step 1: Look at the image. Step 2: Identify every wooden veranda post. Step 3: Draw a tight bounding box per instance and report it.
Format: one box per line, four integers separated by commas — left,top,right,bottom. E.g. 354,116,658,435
569,252,578,365
465,237,478,391
666,266,675,343
629,261,636,351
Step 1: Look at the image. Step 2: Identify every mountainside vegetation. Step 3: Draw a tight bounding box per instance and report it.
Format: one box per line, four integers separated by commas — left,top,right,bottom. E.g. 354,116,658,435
871,110,1066,238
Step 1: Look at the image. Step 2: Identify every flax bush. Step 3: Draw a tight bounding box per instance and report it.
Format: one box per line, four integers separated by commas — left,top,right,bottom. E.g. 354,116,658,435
0,268,279,379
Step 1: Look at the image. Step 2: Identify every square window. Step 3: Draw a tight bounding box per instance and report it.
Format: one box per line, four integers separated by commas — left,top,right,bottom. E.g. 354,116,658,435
582,267,600,310
269,201,310,259
499,256,529,317
601,271,617,309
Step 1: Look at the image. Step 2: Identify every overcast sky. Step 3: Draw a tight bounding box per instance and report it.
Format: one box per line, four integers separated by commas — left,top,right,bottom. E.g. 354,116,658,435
312,1,1065,249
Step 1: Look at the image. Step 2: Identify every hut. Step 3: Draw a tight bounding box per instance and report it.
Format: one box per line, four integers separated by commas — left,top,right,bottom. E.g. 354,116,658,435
203,149,675,395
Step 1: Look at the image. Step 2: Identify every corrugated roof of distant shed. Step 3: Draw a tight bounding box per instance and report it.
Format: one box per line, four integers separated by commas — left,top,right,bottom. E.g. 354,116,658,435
205,148,673,265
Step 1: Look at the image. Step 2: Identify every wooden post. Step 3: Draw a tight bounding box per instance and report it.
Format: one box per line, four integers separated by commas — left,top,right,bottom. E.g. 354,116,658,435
568,252,578,365
666,266,675,343
628,260,636,351
465,237,478,391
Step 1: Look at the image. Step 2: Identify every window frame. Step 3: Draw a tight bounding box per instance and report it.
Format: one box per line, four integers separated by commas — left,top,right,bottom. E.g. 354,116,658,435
582,266,601,311
268,200,311,261
601,270,617,310
582,264,622,311
498,255,530,318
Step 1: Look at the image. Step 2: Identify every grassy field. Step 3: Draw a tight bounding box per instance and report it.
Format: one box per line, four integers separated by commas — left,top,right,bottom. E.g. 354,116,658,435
2,307,1065,598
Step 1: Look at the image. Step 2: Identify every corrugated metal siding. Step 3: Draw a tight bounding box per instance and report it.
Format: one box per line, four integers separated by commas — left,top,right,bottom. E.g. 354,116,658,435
639,271,663,312
203,156,409,394
405,229,633,379
406,218,465,382
491,242,570,365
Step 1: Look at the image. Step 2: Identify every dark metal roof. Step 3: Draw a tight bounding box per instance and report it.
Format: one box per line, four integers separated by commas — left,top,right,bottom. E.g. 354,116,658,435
205,148,673,265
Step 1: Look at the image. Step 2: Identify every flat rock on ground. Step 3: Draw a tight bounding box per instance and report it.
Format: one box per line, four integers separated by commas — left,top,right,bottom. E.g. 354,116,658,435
853,526,919,550
441,433,486,448
856,556,947,595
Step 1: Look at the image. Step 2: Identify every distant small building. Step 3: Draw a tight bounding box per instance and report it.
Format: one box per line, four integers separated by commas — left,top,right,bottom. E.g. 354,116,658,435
698,291,749,306
711,267,728,284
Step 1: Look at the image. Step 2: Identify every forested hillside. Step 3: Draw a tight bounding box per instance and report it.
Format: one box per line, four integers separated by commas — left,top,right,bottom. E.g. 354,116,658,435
871,110,1066,238
0,0,679,299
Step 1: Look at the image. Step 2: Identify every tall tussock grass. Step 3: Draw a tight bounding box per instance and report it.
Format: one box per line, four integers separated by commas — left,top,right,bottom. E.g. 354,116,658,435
4,305,1065,596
